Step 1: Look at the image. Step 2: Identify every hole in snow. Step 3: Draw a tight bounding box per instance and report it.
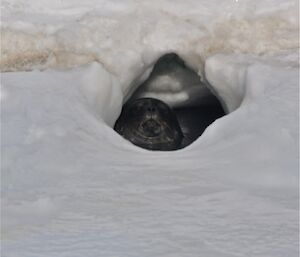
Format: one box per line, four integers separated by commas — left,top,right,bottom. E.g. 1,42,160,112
114,53,225,150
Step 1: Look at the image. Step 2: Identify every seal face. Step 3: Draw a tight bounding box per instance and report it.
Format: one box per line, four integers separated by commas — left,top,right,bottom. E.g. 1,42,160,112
114,98,183,151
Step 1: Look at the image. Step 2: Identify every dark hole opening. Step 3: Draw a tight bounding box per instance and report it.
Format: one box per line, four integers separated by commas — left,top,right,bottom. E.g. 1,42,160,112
114,53,226,151
174,103,225,148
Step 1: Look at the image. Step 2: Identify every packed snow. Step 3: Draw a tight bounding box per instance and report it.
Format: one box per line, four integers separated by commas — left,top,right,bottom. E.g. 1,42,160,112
1,0,299,256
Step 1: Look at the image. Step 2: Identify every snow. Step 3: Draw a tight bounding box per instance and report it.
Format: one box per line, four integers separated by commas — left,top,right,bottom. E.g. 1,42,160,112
1,0,299,256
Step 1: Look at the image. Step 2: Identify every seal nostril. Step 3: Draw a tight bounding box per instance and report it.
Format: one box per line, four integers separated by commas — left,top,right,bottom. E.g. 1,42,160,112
147,107,156,112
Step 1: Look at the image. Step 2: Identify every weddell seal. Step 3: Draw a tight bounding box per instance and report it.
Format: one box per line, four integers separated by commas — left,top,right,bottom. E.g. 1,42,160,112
114,98,183,151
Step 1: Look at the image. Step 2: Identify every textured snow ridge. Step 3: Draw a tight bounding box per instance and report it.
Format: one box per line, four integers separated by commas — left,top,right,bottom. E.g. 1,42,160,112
1,0,299,73
1,0,299,257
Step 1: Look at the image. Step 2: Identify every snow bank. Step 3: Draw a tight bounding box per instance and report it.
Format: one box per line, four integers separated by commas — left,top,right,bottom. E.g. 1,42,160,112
2,52,299,256
1,0,299,256
1,0,298,107
204,52,299,187
1,0,299,78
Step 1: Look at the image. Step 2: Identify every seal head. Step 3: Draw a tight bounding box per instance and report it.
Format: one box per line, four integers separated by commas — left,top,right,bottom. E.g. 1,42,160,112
114,98,183,151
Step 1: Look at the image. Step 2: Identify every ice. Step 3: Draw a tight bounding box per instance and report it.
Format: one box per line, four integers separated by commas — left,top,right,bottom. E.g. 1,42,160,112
129,53,216,108
1,0,299,256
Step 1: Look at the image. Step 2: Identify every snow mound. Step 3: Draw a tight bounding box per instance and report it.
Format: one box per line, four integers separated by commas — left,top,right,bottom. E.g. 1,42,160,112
1,0,299,256
2,52,299,256
1,0,299,76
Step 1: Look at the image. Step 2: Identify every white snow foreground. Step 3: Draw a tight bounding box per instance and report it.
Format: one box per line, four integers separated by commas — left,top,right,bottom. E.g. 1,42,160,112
1,0,299,257
2,54,299,257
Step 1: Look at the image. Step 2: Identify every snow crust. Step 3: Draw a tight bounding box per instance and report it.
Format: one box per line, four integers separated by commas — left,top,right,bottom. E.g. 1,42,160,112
1,0,299,76
1,0,299,256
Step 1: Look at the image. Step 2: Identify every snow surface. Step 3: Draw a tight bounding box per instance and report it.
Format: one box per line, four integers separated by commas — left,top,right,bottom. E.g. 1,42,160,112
1,0,299,256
